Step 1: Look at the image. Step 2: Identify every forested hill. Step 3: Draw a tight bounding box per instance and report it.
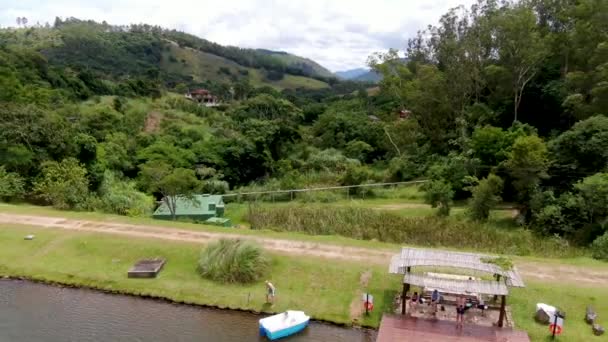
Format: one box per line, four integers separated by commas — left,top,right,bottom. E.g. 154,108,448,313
1,1,608,258
0,17,335,96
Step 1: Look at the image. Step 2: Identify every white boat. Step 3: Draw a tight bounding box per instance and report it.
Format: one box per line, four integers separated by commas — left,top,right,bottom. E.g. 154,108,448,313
259,310,310,340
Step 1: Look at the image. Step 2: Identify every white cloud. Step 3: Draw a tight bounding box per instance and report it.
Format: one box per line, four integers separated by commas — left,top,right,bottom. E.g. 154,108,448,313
0,0,475,71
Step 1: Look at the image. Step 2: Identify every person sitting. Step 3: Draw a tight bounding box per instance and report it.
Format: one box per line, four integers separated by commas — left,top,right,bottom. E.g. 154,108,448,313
430,289,440,315
410,292,419,313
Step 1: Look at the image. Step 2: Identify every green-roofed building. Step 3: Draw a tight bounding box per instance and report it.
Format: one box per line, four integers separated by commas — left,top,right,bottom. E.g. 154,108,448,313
152,194,231,226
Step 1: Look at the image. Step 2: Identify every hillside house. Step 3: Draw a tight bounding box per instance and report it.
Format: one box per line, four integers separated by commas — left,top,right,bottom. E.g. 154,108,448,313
152,194,231,227
185,89,219,107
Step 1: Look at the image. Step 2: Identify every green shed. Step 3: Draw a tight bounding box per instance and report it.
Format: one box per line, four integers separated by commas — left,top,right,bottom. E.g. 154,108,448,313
153,194,226,222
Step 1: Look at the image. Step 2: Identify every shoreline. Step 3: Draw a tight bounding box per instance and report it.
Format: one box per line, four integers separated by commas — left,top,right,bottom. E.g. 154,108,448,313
0,274,377,332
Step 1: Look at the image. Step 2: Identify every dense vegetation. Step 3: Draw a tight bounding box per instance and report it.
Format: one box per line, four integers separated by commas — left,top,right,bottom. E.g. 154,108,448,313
248,205,577,257
1,0,607,259
197,239,269,283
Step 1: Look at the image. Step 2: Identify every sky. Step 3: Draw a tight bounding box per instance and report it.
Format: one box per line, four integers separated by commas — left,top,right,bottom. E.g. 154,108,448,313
0,0,475,72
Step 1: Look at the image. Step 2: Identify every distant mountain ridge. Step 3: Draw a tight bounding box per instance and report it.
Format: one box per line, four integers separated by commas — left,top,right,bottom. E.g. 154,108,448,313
335,68,369,80
335,68,381,83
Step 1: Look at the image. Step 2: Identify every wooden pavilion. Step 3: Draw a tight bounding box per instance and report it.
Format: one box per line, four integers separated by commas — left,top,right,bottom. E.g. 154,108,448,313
389,247,525,328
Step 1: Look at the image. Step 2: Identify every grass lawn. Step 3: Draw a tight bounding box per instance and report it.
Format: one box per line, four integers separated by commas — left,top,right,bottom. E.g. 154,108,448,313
0,225,398,327
0,224,605,340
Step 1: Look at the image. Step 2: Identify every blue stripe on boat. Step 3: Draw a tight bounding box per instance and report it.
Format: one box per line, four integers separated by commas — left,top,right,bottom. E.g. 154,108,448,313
259,319,309,340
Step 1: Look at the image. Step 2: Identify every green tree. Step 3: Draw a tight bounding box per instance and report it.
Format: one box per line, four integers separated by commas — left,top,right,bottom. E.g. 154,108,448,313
33,158,90,209
0,166,25,201
423,180,454,217
493,2,548,122
574,172,608,236
549,116,608,178
467,174,504,222
503,135,549,218
344,140,374,162
139,161,200,220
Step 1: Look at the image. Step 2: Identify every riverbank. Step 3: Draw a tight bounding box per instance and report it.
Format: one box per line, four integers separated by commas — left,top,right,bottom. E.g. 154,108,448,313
1,209,607,340
0,225,399,328
0,279,375,342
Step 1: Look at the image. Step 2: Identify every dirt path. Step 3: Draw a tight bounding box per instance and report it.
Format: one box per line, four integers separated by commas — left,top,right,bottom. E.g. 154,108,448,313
1,213,606,286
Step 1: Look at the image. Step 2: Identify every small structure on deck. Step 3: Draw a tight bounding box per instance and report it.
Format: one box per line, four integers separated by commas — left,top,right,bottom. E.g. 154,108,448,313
128,258,166,278
152,194,231,226
185,89,219,107
389,248,524,327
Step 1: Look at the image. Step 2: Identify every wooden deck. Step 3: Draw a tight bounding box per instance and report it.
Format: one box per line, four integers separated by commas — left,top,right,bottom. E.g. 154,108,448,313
377,315,530,342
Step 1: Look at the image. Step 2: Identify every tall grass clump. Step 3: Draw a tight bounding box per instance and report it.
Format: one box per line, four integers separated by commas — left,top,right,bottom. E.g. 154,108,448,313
198,239,270,283
247,205,584,258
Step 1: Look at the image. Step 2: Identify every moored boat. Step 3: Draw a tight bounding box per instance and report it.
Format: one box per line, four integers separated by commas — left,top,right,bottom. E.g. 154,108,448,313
259,310,310,340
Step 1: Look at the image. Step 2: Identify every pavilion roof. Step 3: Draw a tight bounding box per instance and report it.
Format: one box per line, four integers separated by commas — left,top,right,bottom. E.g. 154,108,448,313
403,273,509,296
389,247,525,288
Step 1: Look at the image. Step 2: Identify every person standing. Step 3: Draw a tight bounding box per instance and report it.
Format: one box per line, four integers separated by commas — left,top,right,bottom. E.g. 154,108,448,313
456,295,465,327
431,290,440,315
265,281,276,304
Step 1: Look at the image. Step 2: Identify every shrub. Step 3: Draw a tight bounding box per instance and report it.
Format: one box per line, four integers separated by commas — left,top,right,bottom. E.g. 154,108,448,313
198,239,270,283
467,174,504,221
591,232,608,261
98,171,154,216
0,166,24,201
422,180,454,216
201,179,229,194
33,158,90,210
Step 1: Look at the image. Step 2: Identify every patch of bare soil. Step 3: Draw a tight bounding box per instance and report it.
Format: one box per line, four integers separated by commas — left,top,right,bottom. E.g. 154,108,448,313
144,111,162,133
1,213,606,286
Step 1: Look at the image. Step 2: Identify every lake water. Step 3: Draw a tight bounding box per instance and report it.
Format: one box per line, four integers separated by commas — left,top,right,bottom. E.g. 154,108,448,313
0,280,376,342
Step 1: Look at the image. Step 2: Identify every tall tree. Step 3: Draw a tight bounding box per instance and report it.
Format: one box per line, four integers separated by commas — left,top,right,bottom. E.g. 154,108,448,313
139,161,200,220
493,3,548,122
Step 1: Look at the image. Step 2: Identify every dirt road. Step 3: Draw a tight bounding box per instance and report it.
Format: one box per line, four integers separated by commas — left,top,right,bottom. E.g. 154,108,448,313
1,213,606,286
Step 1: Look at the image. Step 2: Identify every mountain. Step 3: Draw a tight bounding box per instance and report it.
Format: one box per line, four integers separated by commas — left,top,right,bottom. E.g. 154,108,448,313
256,49,334,79
2,18,332,91
353,70,381,83
335,68,381,83
335,68,369,80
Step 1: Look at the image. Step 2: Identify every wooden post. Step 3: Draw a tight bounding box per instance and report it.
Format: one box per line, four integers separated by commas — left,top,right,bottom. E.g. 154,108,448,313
401,283,409,315
498,295,506,327
401,266,411,315
493,274,501,301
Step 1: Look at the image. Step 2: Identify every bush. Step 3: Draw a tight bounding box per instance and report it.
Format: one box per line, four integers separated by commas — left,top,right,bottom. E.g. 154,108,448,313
467,174,504,221
591,232,608,261
0,166,24,201
33,158,90,210
201,179,229,194
198,239,270,283
422,180,454,216
98,171,154,216
305,148,360,172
